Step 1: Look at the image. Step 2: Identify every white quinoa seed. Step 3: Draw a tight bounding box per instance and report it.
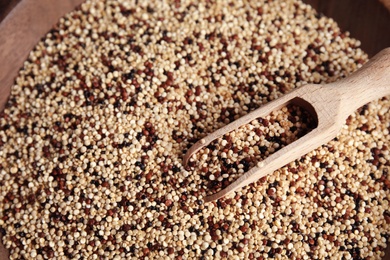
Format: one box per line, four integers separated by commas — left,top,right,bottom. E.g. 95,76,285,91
0,0,389,259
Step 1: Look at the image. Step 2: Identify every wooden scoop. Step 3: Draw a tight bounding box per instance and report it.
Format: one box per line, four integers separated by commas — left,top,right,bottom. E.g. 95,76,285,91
183,47,390,203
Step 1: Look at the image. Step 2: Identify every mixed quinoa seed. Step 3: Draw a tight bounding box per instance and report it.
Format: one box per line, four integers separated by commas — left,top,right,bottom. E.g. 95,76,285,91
190,104,317,195
0,0,389,259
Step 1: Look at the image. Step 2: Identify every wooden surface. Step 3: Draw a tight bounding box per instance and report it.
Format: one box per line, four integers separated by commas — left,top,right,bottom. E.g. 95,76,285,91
380,0,390,12
0,0,20,22
0,0,389,259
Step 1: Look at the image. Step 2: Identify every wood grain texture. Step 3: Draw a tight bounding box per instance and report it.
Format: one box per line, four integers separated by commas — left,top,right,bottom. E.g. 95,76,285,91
0,0,84,111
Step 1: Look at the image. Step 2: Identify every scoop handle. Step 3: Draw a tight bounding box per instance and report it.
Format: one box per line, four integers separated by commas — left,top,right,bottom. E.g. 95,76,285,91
329,47,390,116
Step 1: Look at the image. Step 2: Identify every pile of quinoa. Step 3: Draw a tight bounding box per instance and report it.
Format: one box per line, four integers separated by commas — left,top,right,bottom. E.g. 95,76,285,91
191,104,317,195
0,0,390,259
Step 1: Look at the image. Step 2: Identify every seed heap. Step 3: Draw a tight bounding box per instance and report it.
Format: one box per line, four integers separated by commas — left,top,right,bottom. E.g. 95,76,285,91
0,0,389,259
190,104,316,194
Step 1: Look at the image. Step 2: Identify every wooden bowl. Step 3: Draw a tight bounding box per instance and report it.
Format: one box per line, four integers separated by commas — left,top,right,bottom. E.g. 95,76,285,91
0,0,389,259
